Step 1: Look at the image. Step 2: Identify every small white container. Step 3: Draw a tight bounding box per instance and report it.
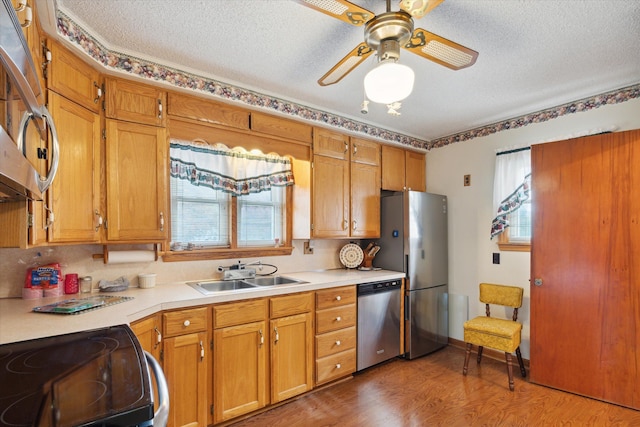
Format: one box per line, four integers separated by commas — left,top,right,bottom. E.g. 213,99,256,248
138,273,157,289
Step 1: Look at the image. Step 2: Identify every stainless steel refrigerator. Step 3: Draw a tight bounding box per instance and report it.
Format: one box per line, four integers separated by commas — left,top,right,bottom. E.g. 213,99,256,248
374,191,449,359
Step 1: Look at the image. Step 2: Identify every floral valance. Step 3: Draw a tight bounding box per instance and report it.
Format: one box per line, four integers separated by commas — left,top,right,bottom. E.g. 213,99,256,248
169,139,294,196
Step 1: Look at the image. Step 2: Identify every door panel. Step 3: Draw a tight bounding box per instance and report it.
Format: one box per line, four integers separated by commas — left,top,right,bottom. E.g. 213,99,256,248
530,130,640,409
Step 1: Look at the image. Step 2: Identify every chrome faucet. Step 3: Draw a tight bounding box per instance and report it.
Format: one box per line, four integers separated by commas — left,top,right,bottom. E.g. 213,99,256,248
217,260,257,280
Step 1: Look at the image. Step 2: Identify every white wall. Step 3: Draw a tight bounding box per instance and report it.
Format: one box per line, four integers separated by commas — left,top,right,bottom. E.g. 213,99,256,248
426,98,640,359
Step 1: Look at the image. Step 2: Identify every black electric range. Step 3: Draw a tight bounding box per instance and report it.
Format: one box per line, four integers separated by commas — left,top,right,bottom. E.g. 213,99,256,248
0,325,157,427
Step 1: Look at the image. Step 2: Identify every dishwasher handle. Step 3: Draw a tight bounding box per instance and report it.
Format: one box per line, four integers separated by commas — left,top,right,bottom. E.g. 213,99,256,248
145,351,169,427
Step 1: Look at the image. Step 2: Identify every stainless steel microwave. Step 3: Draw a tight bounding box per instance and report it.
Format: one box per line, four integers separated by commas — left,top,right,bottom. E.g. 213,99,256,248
0,0,58,202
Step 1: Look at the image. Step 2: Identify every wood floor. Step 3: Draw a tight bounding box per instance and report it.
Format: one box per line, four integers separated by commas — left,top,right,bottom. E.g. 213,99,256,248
230,345,640,426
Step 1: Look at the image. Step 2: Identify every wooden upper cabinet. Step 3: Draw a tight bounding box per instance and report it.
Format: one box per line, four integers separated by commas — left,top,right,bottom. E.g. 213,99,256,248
167,92,248,130
47,90,102,243
312,128,380,238
105,77,166,127
313,128,349,160
47,41,102,113
105,119,168,241
381,145,426,192
405,150,426,191
250,112,312,144
351,137,380,166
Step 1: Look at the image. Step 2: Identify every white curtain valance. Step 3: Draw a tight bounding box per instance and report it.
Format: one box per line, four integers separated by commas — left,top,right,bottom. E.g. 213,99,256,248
490,147,531,239
169,139,294,196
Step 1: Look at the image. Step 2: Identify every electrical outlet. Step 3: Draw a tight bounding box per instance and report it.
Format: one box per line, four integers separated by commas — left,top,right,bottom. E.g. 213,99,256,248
464,174,471,186
303,241,314,255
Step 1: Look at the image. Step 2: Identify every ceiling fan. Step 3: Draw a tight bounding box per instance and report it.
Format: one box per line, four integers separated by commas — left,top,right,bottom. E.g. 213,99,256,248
296,0,479,89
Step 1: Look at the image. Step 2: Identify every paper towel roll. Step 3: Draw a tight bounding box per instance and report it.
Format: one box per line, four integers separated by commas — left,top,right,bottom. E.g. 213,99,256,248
107,250,156,264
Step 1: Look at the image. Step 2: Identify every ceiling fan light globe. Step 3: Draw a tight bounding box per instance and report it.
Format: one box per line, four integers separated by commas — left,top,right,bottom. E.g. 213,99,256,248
364,61,415,104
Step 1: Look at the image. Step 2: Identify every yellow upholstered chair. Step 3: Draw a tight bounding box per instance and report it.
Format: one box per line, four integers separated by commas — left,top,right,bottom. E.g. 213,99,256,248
462,283,526,391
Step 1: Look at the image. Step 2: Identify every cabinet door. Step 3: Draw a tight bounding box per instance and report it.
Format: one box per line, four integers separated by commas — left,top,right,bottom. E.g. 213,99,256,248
313,128,349,160
213,321,268,423
48,41,102,113
48,91,102,243
381,145,406,191
105,119,168,241
270,313,313,403
350,137,379,166
105,78,166,126
130,314,163,362
312,154,349,238
350,162,380,238
164,331,209,427
405,150,426,191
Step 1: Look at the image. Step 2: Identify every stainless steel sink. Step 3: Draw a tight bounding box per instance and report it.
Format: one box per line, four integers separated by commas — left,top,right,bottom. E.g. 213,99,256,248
188,280,257,295
242,276,306,286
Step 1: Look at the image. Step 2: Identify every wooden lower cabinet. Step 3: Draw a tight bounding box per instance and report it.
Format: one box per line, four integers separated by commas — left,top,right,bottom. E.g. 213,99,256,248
163,307,209,427
270,293,314,403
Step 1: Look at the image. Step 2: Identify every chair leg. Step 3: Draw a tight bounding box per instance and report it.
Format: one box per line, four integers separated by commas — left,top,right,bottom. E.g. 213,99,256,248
505,352,515,391
463,343,472,375
476,346,484,363
515,347,526,377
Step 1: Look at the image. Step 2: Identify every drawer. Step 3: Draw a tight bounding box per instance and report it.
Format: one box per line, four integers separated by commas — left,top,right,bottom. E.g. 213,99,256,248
316,304,356,334
316,285,356,310
163,307,207,338
316,348,356,385
316,326,356,358
270,292,313,318
213,298,267,329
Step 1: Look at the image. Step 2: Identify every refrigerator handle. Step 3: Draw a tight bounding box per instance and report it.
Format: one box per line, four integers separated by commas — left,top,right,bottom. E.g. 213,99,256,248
404,294,410,321
405,254,409,277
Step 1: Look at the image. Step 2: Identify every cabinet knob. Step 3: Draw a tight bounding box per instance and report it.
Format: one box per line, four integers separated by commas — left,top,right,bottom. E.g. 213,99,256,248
336,363,341,369
335,295,341,301
183,319,191,327
336,316,341,322
335,340,341,346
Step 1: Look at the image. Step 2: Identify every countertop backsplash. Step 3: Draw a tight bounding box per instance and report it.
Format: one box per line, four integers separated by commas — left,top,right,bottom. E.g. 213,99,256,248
0,240,347,298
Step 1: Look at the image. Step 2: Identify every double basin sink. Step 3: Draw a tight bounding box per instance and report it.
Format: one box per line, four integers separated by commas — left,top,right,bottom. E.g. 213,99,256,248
188,276,306,295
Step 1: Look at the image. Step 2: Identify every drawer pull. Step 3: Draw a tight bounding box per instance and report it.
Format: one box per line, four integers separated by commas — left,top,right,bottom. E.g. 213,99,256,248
183,320,191,327
336,295,341,301
336,316,341,322
336,363,341,369
335,340,341,346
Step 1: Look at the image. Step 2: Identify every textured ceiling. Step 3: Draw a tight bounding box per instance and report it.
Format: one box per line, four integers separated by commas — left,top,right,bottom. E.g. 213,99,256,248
51,0,640,144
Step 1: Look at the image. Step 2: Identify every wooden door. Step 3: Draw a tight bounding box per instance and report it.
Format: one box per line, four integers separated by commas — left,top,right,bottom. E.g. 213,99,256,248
164,331,209,427
530,130,640,409
312,154,349,238
47,91,102,243
270,313,313,403
105,119,167,241
350,162,380,238
213,321,268,423
405,150,426,192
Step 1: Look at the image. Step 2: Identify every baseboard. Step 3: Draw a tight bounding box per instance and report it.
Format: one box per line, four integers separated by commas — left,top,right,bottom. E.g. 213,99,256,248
448,337,530,368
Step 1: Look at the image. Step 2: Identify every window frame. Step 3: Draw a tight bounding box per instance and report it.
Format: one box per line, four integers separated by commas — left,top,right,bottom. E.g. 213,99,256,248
163,181,294,262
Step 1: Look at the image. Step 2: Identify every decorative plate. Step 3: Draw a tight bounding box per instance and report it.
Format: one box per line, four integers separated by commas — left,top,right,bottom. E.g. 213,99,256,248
339,243,364,269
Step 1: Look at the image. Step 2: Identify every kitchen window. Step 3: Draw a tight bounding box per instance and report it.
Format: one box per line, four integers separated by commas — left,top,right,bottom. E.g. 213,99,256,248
165,139,294,261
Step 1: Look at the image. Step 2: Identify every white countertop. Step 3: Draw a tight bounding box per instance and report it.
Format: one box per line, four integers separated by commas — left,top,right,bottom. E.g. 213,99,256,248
0,269,404,345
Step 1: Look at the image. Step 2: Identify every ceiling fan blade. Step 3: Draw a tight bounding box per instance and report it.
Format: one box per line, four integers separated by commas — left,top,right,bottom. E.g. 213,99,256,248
404,28,478,70
318,42,373,86
294,0,374,26
399,0,444,19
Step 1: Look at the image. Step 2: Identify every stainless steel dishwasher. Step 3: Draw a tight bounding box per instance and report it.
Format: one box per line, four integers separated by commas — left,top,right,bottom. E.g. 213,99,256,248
357,279,402,371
